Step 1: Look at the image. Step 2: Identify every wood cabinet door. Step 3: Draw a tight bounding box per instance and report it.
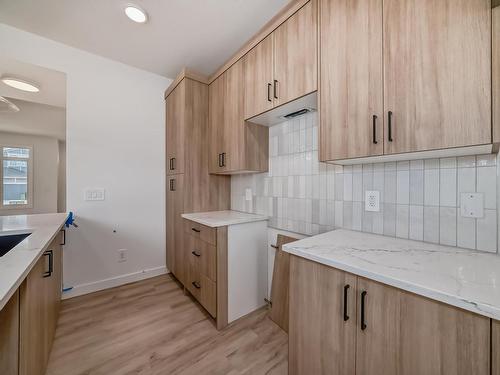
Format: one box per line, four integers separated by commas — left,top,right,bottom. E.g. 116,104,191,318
222,59,245,173
46,234,62,357
166,174,185,284
208,75,225,174
289,256,356,375
355,277,400,375
166,80,185,175
383,0,491,154
243,34,274,120
19,251,53,375
319,0,383,161
273,0,318,107
0,291,19,375
493,320,500,375
398,291,490,375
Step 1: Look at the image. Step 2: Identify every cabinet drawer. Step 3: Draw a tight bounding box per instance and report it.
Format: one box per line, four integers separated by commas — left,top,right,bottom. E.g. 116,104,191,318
184,220,216,246
187,259,217,318
187,235,216,281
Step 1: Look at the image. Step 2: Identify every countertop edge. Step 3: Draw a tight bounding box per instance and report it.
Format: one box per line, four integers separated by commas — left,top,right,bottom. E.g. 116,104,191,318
0,215,68,311
181,213,268,228
283,246,500,321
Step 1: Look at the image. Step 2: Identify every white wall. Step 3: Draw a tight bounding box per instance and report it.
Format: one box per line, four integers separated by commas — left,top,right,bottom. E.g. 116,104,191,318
0,24,172,297
0,131,59,215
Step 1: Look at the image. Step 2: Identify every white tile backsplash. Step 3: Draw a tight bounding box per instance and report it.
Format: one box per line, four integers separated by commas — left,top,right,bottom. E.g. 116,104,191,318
231,112,499,252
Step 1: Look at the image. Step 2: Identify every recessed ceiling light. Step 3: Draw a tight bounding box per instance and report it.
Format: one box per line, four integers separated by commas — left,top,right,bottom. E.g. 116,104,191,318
1,76,40,93
0,96,20,113
125,5,148,23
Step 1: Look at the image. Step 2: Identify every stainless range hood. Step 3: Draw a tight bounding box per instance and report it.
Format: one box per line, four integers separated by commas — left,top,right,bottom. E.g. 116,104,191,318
246,91,317,127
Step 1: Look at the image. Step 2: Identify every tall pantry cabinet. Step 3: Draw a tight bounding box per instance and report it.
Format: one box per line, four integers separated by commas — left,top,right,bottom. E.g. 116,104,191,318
165,74,230,285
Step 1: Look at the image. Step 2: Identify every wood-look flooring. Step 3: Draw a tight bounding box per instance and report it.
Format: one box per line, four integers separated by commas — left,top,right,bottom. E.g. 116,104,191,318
46,274,288,375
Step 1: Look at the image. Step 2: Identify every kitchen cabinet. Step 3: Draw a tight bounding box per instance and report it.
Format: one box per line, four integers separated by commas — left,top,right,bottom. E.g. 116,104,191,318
19,233,62,375
165,73,230,283
289,255,491,375
243,0,318,120
319,0,383,161
0,291,19,375
289,256,356,375
493,6,500,144
493,320,500,375
208,60,269,175
320,0,492,162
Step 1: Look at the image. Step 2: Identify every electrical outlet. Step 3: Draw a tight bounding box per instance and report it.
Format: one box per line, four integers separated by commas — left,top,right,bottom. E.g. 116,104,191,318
460,193,484,218
117,249,127,263
365,191,380,212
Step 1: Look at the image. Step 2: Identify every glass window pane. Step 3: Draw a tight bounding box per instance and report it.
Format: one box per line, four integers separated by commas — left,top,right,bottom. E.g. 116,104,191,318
3,160,28,205
3,147,30,158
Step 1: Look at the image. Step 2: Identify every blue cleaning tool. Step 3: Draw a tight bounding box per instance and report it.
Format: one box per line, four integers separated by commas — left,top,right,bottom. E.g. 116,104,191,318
65,212,78,228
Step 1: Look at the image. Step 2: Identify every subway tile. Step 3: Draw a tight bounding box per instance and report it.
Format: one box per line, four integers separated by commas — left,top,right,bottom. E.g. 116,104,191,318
334,173,343,201
424,206,440,244
372,205,384,235
373,172,384,201
363,164,373,173
385,162,397,172
396,204,409,239
477,166,496,209
327,173,335,201
352,202,362,231
457,215,476,250
344,165,353,174
344,173,353,201
477,154,496,167
327,200,335,227
424,169,439,206
457,167,476,200
409,169,424,205
335,201,344,227
439,207,457,246
343,201,353,230
425,158,440,169
362,170,373,201
319,174,327,200
384,171,397,204
477,209,497,252
439,169,457,207
397,161,409,171
440,157,456,169
353,173,363,202
457,156,476,168
383,203,396,237
373,163,385,173
353,165,363,174
396,170,410,205
409,205,424,241
362,210,374,233
410,160,424,170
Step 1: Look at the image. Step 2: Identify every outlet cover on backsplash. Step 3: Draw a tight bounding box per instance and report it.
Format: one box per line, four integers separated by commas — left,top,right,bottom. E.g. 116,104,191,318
365,191,380,212
460,193,484,218
231,111,499,253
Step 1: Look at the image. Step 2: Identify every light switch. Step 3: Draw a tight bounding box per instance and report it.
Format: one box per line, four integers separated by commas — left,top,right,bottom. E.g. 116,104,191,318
365,191,380,212
84,189,106,201
245,188,252,201
460,193,484,218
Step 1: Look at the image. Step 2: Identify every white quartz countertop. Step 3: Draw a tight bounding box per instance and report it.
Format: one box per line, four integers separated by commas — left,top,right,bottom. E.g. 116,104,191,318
283,229,500,320
181,210,268,228
0,213,68,311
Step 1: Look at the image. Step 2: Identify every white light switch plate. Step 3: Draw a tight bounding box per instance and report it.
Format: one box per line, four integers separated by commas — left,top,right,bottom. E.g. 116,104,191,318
365,191,380,212
85,188,105,201
460,193,484,218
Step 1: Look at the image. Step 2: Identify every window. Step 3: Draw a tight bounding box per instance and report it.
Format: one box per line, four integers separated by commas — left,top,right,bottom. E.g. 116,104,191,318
0,146,33,209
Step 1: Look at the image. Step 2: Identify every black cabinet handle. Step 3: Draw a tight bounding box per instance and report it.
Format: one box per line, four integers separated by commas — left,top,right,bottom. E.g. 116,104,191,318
43,250,53,278
218,153,222,168
171,158,176,170
267,83,272,102
191,228,201,233
270,244,279,249
388,111,393,142
372,115,378,144
169,158,173,170
221,152,226,167
191,250,201,257
169,179,176,191
192,281,201,289
61,229,66,246
343,284,350,321
273,80,279,99
361,291,367,330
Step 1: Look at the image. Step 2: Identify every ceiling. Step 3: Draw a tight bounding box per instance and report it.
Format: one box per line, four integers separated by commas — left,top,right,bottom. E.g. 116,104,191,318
0,57,66,108
0,0,290,79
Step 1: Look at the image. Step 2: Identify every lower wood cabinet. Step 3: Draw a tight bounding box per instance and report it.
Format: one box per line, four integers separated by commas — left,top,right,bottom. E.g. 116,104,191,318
0,291,19,375
493,320,500,375
289,255,491,375
19,233,62,375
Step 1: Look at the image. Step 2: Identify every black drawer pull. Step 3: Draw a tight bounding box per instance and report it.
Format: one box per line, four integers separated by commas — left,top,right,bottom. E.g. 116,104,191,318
192,281,201,289
191,228,201,233
372,115,378,144
191,251,201,257
388,111,393,142
43,250,53,278
343,284,350,321
221,152,226,167
267,83,272,102
270,244,279,249
218,153,222,168
61,229,66,246
273,79,279,99
169,179,176,191
361,291,367,330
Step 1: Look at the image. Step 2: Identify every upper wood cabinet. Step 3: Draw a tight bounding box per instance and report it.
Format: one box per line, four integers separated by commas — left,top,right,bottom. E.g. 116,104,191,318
320,0,492,162
243,0,318,120
383,0,491,155
290,255,491,375
319,0,383,161
166,80,185,175
209,60,269,175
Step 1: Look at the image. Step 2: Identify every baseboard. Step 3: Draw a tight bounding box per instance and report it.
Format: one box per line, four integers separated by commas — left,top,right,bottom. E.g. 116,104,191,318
62,266,168,299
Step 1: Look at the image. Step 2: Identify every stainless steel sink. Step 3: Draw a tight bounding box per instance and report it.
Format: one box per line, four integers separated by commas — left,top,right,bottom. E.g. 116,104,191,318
0,233,31,257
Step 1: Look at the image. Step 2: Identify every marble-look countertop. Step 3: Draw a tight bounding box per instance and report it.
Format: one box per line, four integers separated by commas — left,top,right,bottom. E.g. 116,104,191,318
0,213,68,311
181,210,268,228
283,229,500,320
